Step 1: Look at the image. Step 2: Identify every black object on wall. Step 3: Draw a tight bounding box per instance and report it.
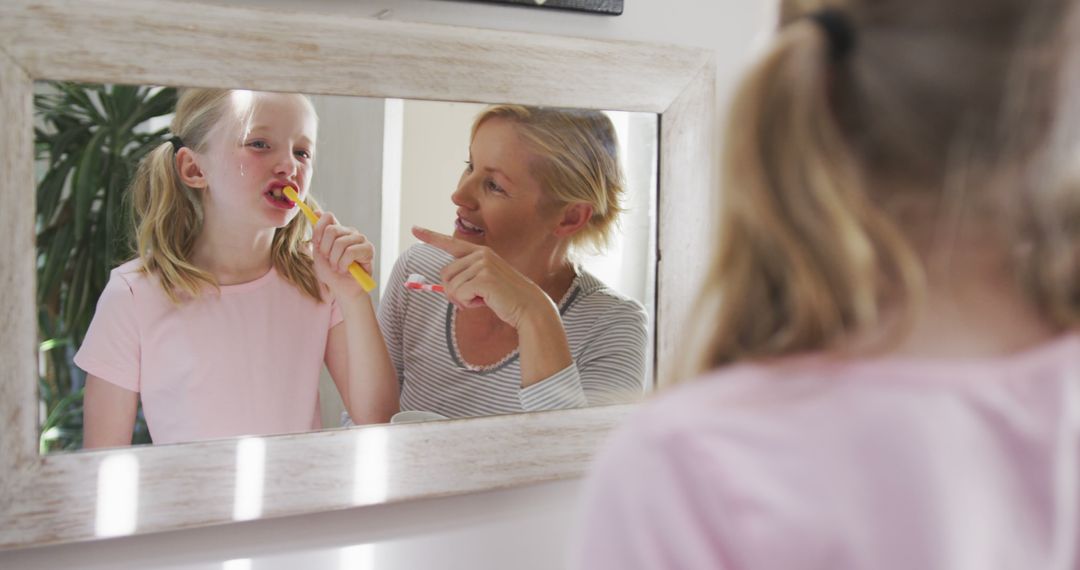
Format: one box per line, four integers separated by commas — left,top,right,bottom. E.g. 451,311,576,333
454,0,623,16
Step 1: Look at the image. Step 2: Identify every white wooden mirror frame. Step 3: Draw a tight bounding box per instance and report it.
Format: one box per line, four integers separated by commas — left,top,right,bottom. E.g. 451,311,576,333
0,0,716,550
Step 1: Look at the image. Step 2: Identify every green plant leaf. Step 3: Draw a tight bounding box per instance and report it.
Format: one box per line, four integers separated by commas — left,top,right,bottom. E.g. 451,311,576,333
38,222,72,305
36,80,176,453
71,129,106,237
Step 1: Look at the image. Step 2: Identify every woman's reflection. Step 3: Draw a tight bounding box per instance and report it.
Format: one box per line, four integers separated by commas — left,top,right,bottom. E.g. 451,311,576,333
378,105,649,419
78,88,397,448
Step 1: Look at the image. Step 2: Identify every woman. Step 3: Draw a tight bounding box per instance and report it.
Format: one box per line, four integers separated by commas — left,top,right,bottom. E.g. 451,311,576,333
378,105,649,418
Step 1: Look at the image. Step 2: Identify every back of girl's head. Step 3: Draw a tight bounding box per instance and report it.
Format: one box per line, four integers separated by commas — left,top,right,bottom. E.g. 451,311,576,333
472,105,625,254
687,0,1080,373
130,88,322,303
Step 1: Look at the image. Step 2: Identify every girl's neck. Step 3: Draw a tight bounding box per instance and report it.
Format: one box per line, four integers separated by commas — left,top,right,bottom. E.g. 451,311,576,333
883,211,1058,359
190,220,275,285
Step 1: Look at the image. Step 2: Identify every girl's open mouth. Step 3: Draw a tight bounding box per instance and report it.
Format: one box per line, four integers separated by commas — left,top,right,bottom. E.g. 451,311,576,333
265,188,296,209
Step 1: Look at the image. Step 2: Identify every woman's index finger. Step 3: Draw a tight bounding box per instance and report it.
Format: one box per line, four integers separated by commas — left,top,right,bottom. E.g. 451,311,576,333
412,226,476,257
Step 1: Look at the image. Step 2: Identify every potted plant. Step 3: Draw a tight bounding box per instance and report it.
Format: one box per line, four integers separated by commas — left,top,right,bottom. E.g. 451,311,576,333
35,81,177,452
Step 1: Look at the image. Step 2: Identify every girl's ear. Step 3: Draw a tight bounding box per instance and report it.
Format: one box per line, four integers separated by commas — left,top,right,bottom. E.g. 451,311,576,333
554,202,593,238
175,147,208,189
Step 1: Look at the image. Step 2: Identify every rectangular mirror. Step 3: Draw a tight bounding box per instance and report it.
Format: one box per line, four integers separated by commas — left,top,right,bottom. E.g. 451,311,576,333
34,80,659,453
1,0,715,550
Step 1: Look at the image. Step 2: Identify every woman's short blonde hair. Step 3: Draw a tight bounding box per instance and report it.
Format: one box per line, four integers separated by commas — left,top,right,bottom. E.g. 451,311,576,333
471,105,625,254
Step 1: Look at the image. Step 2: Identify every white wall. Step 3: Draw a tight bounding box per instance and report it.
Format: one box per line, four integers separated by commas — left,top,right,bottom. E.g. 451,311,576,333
0,1,777,568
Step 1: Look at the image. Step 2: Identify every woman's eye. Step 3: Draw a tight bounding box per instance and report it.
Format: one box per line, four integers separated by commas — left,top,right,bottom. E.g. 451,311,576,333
247,140,269,149
484,179,505,194
463,160,474,173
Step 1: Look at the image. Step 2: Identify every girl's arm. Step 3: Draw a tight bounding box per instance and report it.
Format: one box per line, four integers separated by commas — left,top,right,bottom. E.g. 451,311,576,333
83,374,138,448
325,296,399,424
313,211,399,425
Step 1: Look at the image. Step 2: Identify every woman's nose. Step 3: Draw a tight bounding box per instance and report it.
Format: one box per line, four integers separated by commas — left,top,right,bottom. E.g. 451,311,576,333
451,173,477,209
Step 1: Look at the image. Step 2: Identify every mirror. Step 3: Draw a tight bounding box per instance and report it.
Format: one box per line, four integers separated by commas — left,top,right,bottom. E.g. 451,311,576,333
34,81,659,453
1,0,714,550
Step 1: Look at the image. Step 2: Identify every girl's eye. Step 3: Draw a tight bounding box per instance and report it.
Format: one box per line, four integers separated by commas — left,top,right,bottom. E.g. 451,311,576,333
463,160,474,173
484,179,506,195
295,149,312,160
247,140,269,150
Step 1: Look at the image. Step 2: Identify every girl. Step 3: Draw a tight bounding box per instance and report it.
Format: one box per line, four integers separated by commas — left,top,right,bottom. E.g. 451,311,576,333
77,88,398,447
577,1,1080,568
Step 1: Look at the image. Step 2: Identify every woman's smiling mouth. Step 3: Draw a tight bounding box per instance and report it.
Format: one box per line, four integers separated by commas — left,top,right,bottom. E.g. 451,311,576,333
455,217,485,235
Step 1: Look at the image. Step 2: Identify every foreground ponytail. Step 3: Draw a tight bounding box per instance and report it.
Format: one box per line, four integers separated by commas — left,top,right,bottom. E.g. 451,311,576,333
683,21,924,376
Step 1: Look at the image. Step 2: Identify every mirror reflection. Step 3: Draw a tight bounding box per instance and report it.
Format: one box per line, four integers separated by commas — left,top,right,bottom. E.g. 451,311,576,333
35,82,658,453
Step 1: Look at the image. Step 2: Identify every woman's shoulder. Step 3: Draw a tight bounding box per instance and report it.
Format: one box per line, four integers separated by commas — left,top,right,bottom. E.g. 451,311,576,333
397,243,454,277
566,269,646,320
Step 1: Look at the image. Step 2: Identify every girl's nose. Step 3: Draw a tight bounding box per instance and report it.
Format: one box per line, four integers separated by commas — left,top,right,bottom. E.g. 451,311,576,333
274,150,300,178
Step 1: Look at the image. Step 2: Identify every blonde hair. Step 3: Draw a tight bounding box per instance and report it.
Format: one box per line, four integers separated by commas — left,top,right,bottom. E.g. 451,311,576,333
471,105,625,253
130,88,323,303
687,0,1080,374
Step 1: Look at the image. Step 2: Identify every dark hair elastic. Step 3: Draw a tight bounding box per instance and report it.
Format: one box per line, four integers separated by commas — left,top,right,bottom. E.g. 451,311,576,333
169,136,186,151
809,8,856,62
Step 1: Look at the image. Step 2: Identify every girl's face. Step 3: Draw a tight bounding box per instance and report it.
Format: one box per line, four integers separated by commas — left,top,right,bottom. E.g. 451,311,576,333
451,118,565,269
198,91,317,230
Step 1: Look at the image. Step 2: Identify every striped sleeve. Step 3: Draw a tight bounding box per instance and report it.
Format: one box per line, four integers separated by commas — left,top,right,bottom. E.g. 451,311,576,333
519,297,648,411
519,363,588,410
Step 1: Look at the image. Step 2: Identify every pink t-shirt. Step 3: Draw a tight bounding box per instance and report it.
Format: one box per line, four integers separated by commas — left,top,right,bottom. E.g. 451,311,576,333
576,334,1080,570
74,259,343,445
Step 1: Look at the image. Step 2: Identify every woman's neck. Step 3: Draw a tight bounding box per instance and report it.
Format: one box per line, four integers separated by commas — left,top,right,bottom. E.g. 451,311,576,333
190,220,275,285
519,246,577,305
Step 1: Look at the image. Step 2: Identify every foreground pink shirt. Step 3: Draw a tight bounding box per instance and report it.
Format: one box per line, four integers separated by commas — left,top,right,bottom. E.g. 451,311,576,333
75,259,342,445
576,335,1080,569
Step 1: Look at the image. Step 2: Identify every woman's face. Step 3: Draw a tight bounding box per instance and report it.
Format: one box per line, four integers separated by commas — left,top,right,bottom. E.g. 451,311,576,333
451,118,564,269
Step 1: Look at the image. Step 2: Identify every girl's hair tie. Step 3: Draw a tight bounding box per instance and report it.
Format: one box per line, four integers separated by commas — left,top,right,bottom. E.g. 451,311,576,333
809,8,856,62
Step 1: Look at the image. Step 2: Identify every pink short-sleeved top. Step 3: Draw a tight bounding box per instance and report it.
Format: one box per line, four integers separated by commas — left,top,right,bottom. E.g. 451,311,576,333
576,334,1080,570
74,259,343,445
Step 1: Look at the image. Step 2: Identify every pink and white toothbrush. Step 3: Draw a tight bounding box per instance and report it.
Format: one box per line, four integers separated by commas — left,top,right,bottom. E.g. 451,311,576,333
404,273,445,294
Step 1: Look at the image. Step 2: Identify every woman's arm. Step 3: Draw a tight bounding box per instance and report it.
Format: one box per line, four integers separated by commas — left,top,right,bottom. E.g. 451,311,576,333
412,227,574,387
83,374,138,449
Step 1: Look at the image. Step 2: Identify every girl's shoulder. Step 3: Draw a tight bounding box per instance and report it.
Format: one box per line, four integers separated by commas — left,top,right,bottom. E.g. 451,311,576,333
107,258,151,290
634,333,1080,442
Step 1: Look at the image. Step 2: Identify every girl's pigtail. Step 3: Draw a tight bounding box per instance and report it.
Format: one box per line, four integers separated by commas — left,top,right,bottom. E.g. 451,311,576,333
131,141,216,303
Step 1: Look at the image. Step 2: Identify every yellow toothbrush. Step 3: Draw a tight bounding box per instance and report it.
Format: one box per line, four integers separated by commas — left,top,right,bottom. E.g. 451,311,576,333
283,186,377,292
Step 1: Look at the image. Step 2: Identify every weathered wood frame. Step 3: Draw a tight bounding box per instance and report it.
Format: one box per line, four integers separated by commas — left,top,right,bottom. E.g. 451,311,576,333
0,0,716,549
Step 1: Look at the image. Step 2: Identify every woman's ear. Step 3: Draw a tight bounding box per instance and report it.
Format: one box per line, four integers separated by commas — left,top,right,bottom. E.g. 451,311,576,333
175,147,208,189
554,203,593,238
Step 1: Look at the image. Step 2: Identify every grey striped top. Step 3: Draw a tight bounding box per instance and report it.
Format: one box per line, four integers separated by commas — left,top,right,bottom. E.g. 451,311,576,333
377,244,649,418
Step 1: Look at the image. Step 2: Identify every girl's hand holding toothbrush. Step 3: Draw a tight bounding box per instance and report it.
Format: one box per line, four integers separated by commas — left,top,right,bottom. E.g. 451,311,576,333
311,210,375,300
